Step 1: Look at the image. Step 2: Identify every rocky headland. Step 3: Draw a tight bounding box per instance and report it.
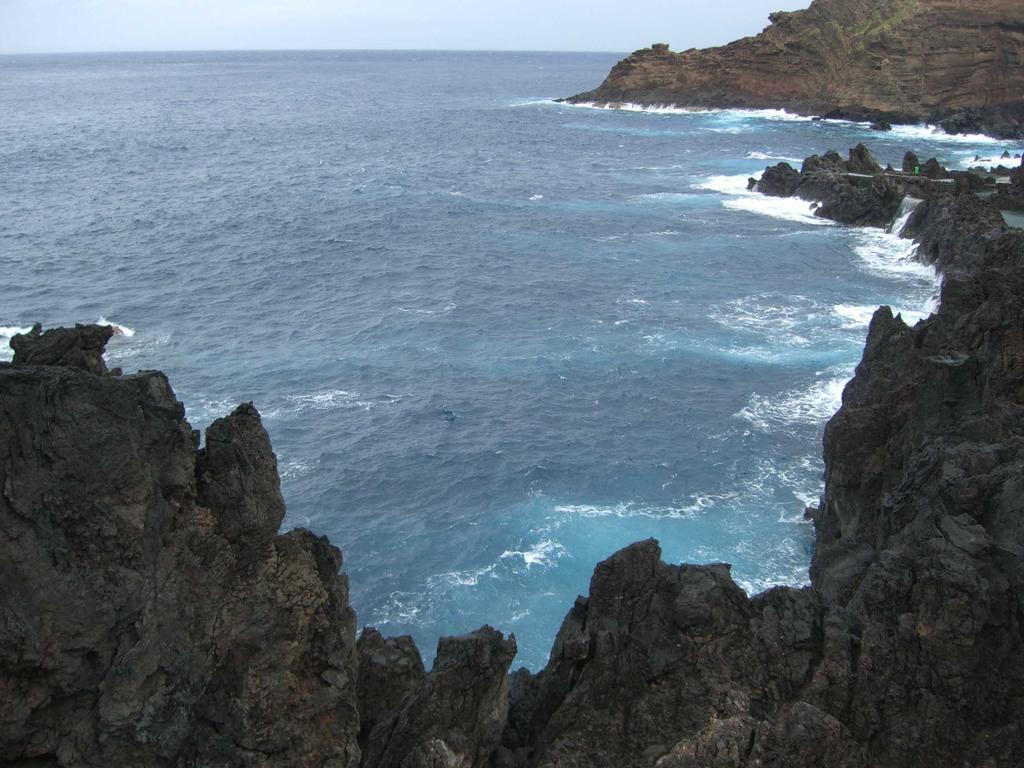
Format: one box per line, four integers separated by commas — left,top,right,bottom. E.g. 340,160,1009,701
4,149,1024,765
564,0,1024,138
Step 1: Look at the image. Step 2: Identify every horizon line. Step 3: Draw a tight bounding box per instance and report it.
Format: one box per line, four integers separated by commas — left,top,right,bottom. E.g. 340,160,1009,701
0,46,632,58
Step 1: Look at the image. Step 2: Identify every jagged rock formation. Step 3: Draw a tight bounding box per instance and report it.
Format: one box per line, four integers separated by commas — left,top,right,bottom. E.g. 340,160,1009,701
356,629,426,754
4,163,1024,766
565,0,1024,137
362,627,516,768
752,143,987,227
0,325,514,768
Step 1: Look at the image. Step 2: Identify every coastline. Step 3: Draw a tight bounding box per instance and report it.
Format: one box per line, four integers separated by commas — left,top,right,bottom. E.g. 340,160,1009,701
3,143,1023,766
557,98,1024,142
562,0,1024,142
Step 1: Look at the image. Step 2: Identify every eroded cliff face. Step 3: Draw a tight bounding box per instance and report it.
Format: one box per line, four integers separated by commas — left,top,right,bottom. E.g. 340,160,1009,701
567,0,1024,134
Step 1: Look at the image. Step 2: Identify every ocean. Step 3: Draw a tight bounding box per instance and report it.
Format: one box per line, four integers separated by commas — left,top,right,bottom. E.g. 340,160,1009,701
2,50,1019,671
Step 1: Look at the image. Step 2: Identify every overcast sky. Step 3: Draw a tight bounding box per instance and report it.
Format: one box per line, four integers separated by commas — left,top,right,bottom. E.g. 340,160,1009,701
0,0,812,55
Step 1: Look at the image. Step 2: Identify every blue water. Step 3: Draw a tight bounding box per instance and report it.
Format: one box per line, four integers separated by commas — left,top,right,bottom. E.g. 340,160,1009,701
3,51,1020,671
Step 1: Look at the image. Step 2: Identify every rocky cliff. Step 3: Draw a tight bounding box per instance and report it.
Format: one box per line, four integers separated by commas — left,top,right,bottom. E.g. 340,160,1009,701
0,324,514,767
4,159,1024,765
566,0,1024,137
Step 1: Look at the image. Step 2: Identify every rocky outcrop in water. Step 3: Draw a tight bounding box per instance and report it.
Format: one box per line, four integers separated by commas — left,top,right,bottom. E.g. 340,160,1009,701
564,0,1024,138
4,159,1024,766
752,144,991,227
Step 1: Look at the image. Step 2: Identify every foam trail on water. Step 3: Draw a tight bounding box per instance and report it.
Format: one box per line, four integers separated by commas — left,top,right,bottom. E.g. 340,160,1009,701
885,123,1003,145
746,151,803,162
558,101,812,122
694,173,830,226
97,316,136,337
500,539,566,569
553,501,703,520
738,371,851,433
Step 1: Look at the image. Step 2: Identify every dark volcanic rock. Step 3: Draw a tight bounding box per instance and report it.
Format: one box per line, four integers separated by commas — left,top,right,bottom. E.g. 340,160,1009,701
500,540,826,767
356,628,426,753
11,322,114,374
362,627,515,768
846,143,881,175
754,162,800,197
921,157,946,179
0,325,362,766
902,151,920,174
814,174,903,228
936,102,1024,140
749,146,976,228
564,0,1024,135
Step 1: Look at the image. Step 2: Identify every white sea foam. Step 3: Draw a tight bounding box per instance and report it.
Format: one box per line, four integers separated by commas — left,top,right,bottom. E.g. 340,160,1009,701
371,591,422,624
529,194,544,201
560,101,813,123
746,151,803,162
97,316,135,337
694,173,830,226
886,123,1003,145
500,539,566,569
632,192,697,203
776,455,826,511
852,229,936,281
277,389,408,415
833,303,928,329
711,293,824,347
0,325,33,362
693,173,754,196
554,501,702,520
734,558,811,596
430,563,498,588
832,304,880,328
738,372,850,432
723,196,830,226
279,457,315,481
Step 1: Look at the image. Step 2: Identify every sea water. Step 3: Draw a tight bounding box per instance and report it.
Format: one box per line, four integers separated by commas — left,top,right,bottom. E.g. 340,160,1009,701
2,51,1020,671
